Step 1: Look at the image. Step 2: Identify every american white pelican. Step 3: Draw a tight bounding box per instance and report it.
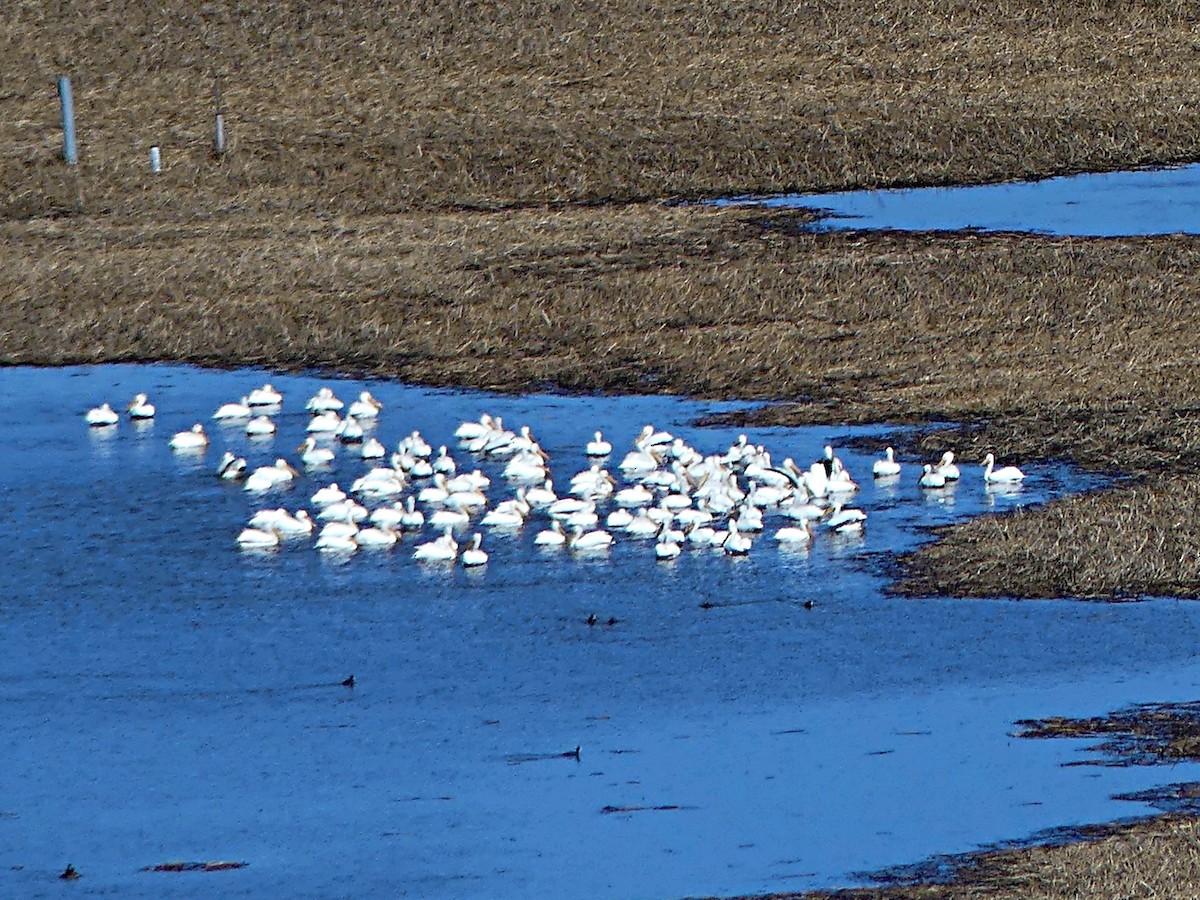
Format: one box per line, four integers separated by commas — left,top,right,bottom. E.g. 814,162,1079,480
126,393,155,419
525,479,557,508
398,497,425,530
305,386,344,412
217,451,246,480
935,451,961,481
246,415,276,436
212,397,252,420
655,531,682,560
983,453,1025,483
170,423,209,450
873,447,901,478
246,383,283,406
827,458,858,494
461,533,488,567
504,450,548,482
606,508,635,529
635,424,674,449
775,522,813,543
244,459,299,492
318,499,369,523
625,509,661,538
360,437,386,459
307,411,342,433
722,521,752,555
348,391,383,419
369,503,405,529
85,402,119,426
432,446,457,476
825,503,867,533
454,413,495,442
586,431,612,457
319,520,359,541
295,437,334,466
352,469,405,500
918,464,947,489
428,506,470,529
481,504,525,529
399,430,433,458
356,525,399,549
686,522,720,547
732,504,764,532
534,521,567,546
619,447,660,475
413,528,458,561
336,416,365,444
274,509,315,537
614,483,654,508
237,526,280,548
569,526,613,551
565,503,599,530
315,526,358,554
310,483,346,507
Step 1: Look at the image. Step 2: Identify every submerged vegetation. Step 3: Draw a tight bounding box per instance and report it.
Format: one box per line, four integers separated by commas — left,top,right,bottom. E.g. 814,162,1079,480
8,0,1200,895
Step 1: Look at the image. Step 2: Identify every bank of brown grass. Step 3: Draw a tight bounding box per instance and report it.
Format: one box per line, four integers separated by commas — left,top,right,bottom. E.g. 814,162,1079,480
8,0,1200,218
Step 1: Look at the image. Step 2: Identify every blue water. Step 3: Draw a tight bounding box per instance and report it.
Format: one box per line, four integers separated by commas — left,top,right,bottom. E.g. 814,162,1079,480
742,164,1200,236
2,364,1198,898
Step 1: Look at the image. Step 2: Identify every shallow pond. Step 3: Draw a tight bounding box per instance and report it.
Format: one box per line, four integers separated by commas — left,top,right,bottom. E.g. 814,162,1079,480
4,364,1200,898
742,164,1200,236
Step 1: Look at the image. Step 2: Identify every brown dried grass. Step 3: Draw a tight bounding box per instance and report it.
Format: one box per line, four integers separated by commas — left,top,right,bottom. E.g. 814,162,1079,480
7,0,1200,218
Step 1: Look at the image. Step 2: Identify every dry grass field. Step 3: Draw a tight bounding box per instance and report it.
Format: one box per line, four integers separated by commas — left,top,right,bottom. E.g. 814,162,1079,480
8,0,1200,897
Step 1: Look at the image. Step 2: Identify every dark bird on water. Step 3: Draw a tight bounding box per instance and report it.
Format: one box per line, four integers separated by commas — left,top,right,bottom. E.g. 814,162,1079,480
803,600,815,610
60,864,79,881
586,613,598,626
560,745,581,760
341,675,356,688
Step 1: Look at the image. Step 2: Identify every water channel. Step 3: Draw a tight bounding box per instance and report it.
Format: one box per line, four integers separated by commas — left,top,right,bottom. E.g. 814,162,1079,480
745,163,1200,236
2,364,1198,898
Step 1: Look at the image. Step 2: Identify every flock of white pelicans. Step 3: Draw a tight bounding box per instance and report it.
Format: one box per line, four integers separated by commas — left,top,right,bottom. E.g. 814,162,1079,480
85,384,1027,566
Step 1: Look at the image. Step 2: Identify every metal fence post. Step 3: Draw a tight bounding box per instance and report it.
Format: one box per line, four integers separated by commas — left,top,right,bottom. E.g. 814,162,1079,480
58,75,78,165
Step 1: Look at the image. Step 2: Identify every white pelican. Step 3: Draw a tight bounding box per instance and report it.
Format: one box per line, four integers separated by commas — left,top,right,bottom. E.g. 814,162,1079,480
454,413,495,442
481,504,525,529
722,521,752,555
935,451,962,481
399,430,433,458
213,397,252,419
85,402,119,426
336,416,365,444
348,391,383,419
170,423,209,450
356,525,399,549
613,483,654,508
775,522,813,543
873,447,901,478
244,459,299,492
319,520,359,541
360,437,386,459
625,509,660,538
318,499,369,523
686,522,720,547
295,437,335,466
352,468,405,498
525,479,557,508
432,446,457,475
733,504,764,532
305,386,344,412
606,508,635,529
569,526,613,551
428,506,470,529
918,464,947,489
217,451,246,480
586,431,612,457
315,526,358,554
504,450,548,483
369,503,405,529
619,447,660,475
126,393,155,419
534,521,568,546
246,383,283,406
825,503,867,533
237,526,280,548
246,415,276,436
983,453,1025,483
635,424,674,449
310,483,346,507
307,411,342,433
655,531,682,560
827,458,858,494
398,497,425,530
274,509,315,537
461,533,488,567
413,528,458,562
565,503,599,530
